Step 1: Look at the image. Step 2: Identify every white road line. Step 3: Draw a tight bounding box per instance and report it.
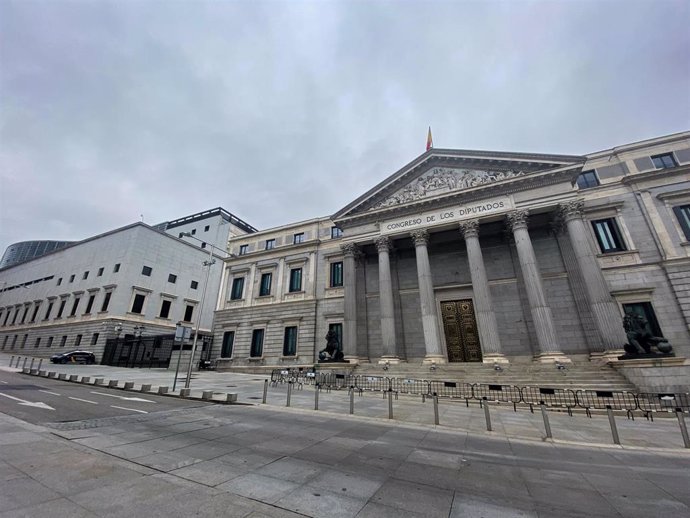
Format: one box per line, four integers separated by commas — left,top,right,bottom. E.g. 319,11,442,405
0,380,8,384
39,390,61,396
68,396,98,405
0,392,55,410
110,405,148,414
90,391,154,403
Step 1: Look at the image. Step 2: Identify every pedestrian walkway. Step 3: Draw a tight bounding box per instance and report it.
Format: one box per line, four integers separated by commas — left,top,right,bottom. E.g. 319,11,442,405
2,353,689,451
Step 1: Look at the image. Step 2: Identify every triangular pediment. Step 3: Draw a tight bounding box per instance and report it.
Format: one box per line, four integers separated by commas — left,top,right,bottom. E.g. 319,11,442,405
332,148,585,223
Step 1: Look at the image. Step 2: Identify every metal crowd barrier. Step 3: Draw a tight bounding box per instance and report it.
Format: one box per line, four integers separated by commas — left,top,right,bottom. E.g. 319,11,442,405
354,375,391,397
521,386,578,416
475,383,524,412
575,390,638,419
637,393,690,421
390,378,431,401
318,372,352,392
428,381,474,406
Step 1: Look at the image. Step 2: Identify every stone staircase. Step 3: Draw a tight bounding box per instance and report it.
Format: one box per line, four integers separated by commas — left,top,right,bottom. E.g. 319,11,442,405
351,358,638,392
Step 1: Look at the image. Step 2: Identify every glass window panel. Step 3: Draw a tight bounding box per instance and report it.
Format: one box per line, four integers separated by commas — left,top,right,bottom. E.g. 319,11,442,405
250,329,264,357
283,326,297,356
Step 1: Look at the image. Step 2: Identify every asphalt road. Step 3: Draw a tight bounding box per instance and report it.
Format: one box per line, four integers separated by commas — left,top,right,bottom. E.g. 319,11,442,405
0,370,208,424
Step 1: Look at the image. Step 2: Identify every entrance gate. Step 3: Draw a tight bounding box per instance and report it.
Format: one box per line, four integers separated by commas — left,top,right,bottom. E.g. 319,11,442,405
440,299,482,362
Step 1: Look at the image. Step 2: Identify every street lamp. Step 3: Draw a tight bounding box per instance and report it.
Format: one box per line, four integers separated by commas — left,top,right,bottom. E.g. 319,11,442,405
132,325,145,368
180,232,216,388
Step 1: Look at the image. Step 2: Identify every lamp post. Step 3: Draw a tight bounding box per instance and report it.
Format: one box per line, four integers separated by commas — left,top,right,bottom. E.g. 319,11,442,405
132,325,145,368
181,232,216,389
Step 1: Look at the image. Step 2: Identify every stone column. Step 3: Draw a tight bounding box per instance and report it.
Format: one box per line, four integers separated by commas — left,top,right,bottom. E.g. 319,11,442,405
459,220,508,364
375,236,400,363
340,243,361,363
410,230,446,365
560,200,628,358
506,210,570,363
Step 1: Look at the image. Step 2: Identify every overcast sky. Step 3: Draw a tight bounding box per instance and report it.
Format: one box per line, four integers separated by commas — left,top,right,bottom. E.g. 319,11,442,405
1,0,689,253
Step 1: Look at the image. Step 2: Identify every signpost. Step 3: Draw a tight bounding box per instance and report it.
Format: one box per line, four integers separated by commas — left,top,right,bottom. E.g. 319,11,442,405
172,322,191,391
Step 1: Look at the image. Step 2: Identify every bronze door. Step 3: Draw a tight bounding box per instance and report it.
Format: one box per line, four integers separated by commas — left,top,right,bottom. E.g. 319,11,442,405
440,299,483,362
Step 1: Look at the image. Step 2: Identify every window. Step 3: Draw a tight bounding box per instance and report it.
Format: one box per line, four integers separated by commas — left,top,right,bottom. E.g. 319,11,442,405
230,278,244,300
159,299,172,319
265,239,275,250
183,304,194,322
91,333,99,346
97,267,104,277
168,274,177,284
34,337,41,348
84,295,95,314
113,263,120,273
221,331,235,358
191,280,198,289
283,326,298,356
623,302,663,337
592,218,627,253
330,262,343,287
60,336,67,347
31,304,40,322
47,336,53,348
289,268,302,292
204,225,210,232
70,298,81,316
331,226,343,238
191,229,196,235
239,244,248,255
131,294,146,314
69,274,75,283
83,271,89,280
651,153,677,169
673,205,690,240
57,278,62,286
201,242,206,249
142,266,152,276
576,170,599,189
56,300,66,319
75,334,82,347
293,232,304,244
101,292,112,312
44,302,53,320
250,329,264,357
259,273,272,296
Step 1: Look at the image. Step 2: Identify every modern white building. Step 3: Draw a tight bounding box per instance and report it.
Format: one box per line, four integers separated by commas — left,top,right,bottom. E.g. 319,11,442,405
0,208,256,366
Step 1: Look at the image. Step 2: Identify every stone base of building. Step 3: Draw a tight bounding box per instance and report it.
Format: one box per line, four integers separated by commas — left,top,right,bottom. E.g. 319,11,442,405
589,349,625,363
378,356,404,365
609,356,689,393
534,352,572,364
422,355,447,365
482,353,510,365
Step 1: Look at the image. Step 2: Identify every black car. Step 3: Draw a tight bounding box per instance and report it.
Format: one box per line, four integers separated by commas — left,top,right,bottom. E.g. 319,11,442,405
50,351,96,364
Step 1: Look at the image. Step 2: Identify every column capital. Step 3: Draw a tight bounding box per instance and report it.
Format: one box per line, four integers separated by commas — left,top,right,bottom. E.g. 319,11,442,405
459,219,479,239
506,209,529,231
340,242,360,258
410,229,429,247
559,199,585,222
374,236,392,253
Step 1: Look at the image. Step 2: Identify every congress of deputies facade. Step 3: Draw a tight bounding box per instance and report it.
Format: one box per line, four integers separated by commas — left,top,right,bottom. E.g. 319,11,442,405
212,132,690,367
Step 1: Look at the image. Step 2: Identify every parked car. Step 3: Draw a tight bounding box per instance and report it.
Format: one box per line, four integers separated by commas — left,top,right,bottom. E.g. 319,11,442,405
50,351,96,364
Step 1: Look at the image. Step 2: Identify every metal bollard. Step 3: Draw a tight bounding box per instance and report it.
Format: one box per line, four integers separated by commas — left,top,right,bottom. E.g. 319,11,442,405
540,403,553,439
677,410,690,449
314,384,319,411
9,355,14,367
607,406,621,445
29,358,35,370
388,389,394,419
287,381,293,407
22,357,28,369
433,393,439,425
262,379,268,404
37,359,43,371
349,387,355,414
483,397,492,431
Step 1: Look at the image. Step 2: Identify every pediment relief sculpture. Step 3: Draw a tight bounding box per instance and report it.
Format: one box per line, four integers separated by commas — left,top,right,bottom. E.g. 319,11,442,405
370,167,525,210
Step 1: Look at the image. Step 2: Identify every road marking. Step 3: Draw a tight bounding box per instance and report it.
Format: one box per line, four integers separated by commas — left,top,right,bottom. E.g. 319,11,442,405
90,391,155,403
0,380,8,384
69,396,98,405
110,405,148,414
39,390,61,396
0,392,55,410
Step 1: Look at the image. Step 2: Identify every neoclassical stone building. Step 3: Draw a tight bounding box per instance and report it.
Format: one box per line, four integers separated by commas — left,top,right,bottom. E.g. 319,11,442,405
213,132,690,366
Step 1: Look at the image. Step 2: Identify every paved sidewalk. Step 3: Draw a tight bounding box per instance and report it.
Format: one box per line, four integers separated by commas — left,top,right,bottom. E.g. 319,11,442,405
2,353,690,451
